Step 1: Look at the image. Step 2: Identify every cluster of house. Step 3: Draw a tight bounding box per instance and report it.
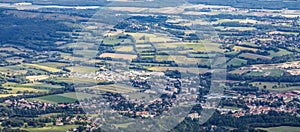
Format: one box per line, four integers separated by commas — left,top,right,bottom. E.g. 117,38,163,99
216,91,300,118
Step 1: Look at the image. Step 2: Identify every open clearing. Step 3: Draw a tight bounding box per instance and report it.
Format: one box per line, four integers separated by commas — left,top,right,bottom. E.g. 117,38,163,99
154,41,223,52
227,58,248,67
91,84,138,94
29,92,97,104
239,53,272,60
233,46,258,52
115,46,134,52
251,82,300,91
3,82,49,93
66,66,97,73
99,53,137,61
126,32,175,43
26,75,50,82
23,125,79,132
258,126,300,132
246,69,284,77
24,64,62,73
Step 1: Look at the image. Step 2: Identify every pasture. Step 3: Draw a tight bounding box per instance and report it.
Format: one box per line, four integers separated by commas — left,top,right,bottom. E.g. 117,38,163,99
24,64,62,73
66,66,97,73
23,125,79,132
233,46,258,52
26,75,50,82
239,53,272,60
115,46,134,53
91,84,138,94
29,92,96,104
258,126,300,132
268,48,292,57
3,82,49,94
227,58,248,67
251,82,300,91
246,69,284,77
99,53,137,61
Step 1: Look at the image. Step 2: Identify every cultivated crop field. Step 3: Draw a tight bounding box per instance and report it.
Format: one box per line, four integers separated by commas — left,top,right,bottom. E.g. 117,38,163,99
29,92,96,104
24,64,63,73
23,125,79,132
91,84,139,94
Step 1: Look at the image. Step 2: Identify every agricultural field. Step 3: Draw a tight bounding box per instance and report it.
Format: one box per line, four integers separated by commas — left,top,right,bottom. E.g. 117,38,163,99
46,77,101,85
91,84,138,94
215,26,256,31
227,58,248,67
26,75,50,82
1,1,300,132
251,82,300,91
268,48,293,57
2,82,49,94
6,57,24,63
29,92,96,104
246,69,284,77
258,126,300,132
113,122,135,129
0,65,27,75
126,32,175,43
169,55,201,64
239,53,272,60
0,94,20,98
38,62,70,69
23,64,63,73
154,41,223,52
233,46,258,52
102,34,132,45
75,49,98,58
99,53,138,61
66,66,97,73
229,69,249,75
114,46,135,53
23,125,79,132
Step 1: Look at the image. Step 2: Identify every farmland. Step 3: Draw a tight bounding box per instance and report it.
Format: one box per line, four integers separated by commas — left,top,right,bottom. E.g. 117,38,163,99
23,125,79,132
29,92,97,104
24,64,63,73
0,1,300,132
91,84,138,94
239,53,272,60
258,126,300,132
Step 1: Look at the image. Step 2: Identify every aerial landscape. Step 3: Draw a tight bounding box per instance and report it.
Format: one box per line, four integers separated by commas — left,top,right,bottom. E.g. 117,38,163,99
0,0,300,131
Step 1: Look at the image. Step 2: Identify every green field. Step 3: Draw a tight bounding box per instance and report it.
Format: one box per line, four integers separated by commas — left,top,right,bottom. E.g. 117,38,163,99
115,46,134,53
21,82,64,89
23,125,79,132
91,84,138,94
38,62,70,69
3,82,49,94
24,64,63,73
239,53,272,60
29,92,97,104
114,122,135,128
258,126,300,132
269,48,292,57
102,34,131,45
246,69,284,77
66,66,97,73
251,82,300,91
47,77,101,85
228,58,248,67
